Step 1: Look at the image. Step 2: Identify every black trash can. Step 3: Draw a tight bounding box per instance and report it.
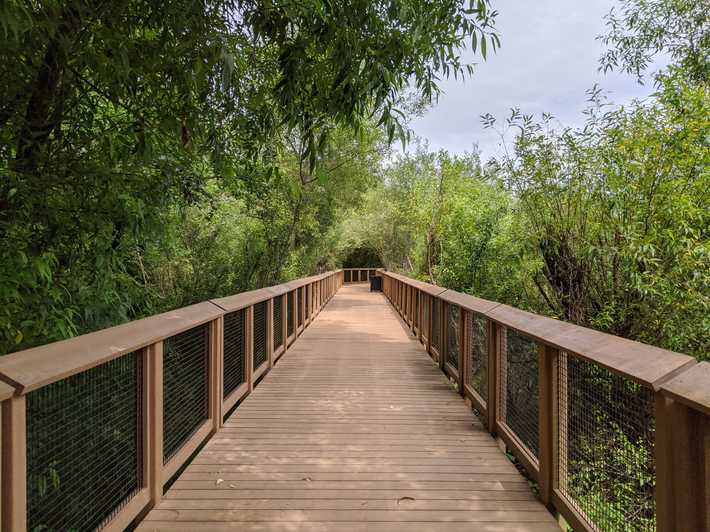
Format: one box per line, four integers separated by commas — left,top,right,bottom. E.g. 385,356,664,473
370,274,382,292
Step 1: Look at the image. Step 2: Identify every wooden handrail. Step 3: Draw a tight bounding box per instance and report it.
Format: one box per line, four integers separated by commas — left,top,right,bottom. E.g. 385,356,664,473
660,362,710,415
381,271,694,387
379,270,709,532
0,270,344,532
0,301,224,394
0,271,340,393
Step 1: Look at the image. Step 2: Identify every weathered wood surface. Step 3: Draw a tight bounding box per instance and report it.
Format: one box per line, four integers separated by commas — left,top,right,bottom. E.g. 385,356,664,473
138,285,558,531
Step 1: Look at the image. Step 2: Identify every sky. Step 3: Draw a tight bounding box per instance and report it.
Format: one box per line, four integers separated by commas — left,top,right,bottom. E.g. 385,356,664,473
405,0,664,162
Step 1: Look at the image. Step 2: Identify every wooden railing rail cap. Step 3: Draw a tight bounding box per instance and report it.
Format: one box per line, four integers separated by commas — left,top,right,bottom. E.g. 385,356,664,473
211,287,278,312
437,289,500,315
380,271,446,296
0,300,223,395
281,271,338,291
660,361,710,416
381,270,698,389
0,270,340,395
486,303,696,388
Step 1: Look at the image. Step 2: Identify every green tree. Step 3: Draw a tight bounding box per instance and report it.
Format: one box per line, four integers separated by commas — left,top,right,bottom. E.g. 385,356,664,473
0,0,499,353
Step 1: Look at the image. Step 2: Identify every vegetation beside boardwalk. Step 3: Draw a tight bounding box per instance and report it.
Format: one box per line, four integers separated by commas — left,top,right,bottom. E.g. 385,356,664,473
2,1,705,362
0,2,707,531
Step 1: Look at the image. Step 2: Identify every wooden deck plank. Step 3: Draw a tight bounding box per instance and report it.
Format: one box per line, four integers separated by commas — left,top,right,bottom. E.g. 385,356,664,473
138,285,558,531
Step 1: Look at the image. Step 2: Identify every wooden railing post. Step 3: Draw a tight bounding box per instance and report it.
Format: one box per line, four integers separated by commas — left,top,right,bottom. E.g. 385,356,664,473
538,344,559,507
266,298,274,368
305,285,310,325
487,321,501,436
246,305,254,392
2,395,27,532
309,283,314,321
655,395,709,532
145,341,163,509
209,317,224,432
439,301,447,371
281,293,288,355
458,309,467,395
424,295,432,354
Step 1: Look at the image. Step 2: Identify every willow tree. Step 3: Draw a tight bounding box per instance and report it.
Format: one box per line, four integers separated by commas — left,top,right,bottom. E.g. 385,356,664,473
0,0,499,353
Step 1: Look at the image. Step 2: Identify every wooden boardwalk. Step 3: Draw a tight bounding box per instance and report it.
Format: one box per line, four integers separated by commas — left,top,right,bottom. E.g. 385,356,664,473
138,285,559,531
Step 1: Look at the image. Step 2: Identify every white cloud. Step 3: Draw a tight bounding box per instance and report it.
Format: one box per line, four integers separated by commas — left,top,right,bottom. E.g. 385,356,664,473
404,0,665,162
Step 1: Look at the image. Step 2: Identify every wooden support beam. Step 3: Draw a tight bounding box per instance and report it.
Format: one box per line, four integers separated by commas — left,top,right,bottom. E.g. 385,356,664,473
145,342,163,508
266,298,274,368
1,395,26,532
209,317,223,432
280,294,288,358
490,323,505,435
246,306,254,392
538,344,558,506
655,395,709,532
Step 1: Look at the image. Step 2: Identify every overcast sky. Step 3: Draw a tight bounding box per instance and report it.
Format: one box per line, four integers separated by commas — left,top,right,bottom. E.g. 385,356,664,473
405,0,664,162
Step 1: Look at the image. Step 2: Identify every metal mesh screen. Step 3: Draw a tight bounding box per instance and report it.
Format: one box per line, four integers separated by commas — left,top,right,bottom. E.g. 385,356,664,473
559,352,656,531
163,323,209,463
344,270,351,282
223,309,245,398
287,291,294,336
297,287,304,326
26,353,142,531
501,329,540,458
253,301,267,369
447,304,460,369
431,298,441,351
273,297,283,350
467,313,488,403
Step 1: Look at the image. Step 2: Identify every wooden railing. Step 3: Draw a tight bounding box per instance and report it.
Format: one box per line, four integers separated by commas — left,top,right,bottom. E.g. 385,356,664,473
342,267,377,284
0,270,343,532
381,271,709,532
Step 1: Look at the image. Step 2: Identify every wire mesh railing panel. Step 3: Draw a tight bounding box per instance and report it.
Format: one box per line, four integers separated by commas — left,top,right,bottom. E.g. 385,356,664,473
287,291,294,336
297,287,304,326
273,297,283,350
163,323,209,463
431,298,441,351
447,304,460,369
223,309,245,398
502,328,540,459
467,313,488,403
26,353,142,531
559,352,656,532
253,301,268,369
344,270,352,282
